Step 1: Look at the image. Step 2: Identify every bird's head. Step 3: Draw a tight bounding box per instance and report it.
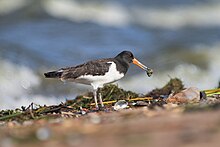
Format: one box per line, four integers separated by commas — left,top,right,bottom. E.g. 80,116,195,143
115,51,153,77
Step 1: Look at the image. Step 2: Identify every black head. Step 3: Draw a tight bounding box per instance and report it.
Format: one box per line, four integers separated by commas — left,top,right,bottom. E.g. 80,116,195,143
115,50,153,77
115,51,134,64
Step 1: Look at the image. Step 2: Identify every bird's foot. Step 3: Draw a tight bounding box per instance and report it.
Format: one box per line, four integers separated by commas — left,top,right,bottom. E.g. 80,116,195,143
90,105,106,112
98,106,106,111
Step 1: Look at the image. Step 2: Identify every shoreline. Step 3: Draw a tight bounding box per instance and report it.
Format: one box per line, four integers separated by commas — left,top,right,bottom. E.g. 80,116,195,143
0,78,220,147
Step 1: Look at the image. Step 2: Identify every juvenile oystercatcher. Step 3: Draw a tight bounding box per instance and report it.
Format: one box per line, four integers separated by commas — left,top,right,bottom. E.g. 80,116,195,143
44,51,153,109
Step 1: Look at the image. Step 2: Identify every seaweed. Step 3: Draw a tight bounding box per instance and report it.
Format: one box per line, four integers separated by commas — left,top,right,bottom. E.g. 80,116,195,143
146,78,184,98
99,84,139,101
68,84,139,108
0,84,140,122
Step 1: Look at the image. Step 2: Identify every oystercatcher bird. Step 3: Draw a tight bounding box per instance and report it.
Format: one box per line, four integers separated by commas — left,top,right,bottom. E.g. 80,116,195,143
44,51,153,109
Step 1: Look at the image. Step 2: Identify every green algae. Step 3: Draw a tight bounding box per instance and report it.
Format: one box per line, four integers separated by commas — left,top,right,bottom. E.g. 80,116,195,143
147,78,184,98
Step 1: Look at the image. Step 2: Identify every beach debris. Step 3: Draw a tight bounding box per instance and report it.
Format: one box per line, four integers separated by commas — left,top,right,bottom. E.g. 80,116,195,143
99,84,139,101
79,107,87,115
114,100,128,110
202,88,220,97
147,78,184,98
0,78,219,123
132,101,149,106
167,87,200,104
76,84,138,108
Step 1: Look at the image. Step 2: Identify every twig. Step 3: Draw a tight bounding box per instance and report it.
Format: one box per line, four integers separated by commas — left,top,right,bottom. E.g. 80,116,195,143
105,86,116,100
0,112,23,121
90,97,154,106
202,88,220,96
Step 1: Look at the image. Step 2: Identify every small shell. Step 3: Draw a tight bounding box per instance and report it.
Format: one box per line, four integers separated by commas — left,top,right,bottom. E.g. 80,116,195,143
146,68,153,77
113,100,128,110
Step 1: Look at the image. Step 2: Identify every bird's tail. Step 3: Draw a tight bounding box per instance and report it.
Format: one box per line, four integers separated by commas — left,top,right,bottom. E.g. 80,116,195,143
44,70,63,78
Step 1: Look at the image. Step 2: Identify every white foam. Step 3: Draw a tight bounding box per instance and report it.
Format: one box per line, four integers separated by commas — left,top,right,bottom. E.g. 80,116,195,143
43,0,129,27
42,0,220,28
0,60,67,109
0,95,67,110
0,60,39,97
1,0,220,28
131,3,220,29
0,0,28,14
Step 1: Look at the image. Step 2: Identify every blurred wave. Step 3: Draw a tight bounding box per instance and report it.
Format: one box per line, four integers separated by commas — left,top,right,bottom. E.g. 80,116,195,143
43,0,220,28
1,0,220,28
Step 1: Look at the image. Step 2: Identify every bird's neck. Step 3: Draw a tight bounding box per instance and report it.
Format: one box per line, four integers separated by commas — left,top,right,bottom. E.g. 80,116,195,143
114,58,129,74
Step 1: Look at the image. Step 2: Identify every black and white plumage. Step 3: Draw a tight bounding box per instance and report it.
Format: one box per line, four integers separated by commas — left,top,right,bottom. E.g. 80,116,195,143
44,51,153,108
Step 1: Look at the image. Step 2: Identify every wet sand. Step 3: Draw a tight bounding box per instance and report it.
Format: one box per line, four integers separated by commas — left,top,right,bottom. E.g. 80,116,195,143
1,107,220,147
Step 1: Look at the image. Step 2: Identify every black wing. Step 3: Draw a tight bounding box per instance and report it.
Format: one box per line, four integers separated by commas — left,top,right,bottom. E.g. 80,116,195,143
61,59,112,80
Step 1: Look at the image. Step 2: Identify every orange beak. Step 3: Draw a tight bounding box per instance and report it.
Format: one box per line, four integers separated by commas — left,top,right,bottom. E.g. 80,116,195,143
132,58,153,77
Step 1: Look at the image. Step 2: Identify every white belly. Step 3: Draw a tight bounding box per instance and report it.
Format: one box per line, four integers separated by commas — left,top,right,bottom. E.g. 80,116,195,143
74,62,124,89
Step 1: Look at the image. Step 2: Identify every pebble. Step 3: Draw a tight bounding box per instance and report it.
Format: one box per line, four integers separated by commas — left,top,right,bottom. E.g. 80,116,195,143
167,87,200,103
113,100,128,110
